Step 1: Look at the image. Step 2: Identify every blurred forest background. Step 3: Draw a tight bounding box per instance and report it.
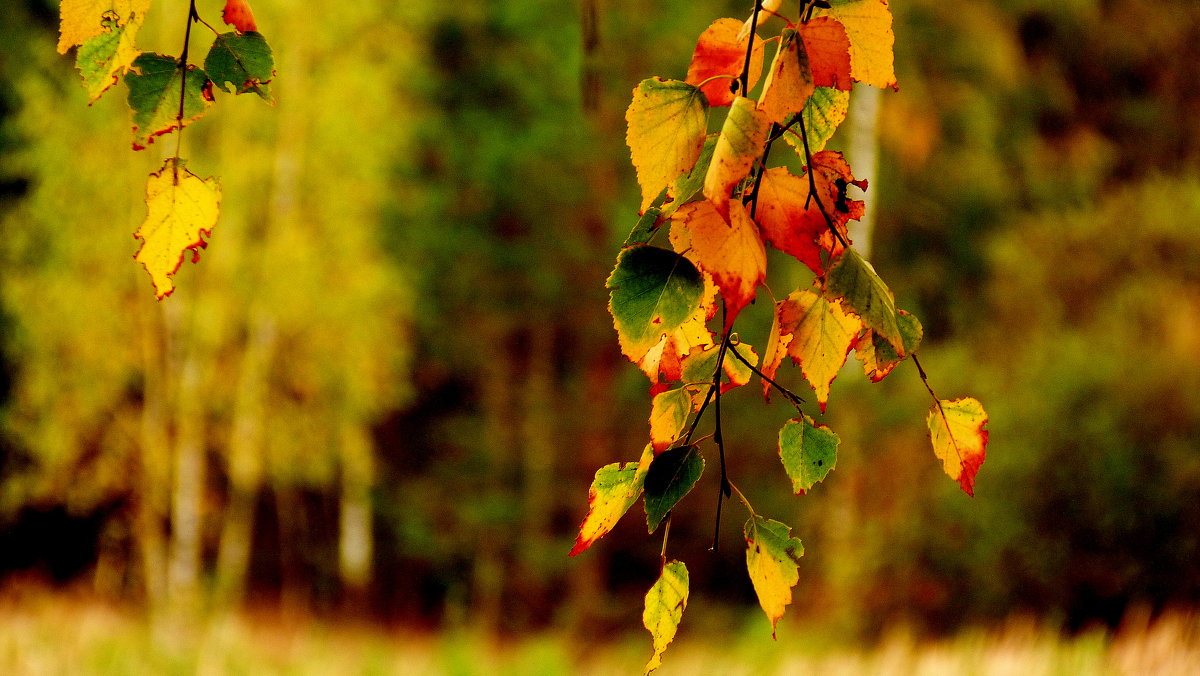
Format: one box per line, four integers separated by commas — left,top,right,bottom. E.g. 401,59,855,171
2,0,1200,670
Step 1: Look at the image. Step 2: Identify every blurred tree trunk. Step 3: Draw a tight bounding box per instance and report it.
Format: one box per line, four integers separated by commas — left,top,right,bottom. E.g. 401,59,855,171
338,423,374,598
845,84,882,255
137,304,170,609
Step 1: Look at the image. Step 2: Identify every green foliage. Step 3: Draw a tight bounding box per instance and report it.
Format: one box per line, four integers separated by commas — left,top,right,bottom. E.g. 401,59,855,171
204,31,274,101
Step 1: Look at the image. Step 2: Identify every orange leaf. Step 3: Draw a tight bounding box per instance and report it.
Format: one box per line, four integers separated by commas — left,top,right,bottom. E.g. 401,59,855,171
927,398,988,496
222,0,258,33
798,17,852,91
702,96,769,220
776,288,861,412
757,29,814,127
671,199,767,329
685,18,766,107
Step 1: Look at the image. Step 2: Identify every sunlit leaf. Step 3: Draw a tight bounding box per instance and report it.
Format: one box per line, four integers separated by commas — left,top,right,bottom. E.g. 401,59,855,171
774,288,861,412
125,53,214,150
663,135,717,218
757,29,814,127
927,397,989,496
204,31,275,102
74,10,143,102
818,0,897,90
671,199,767,328
680,340,760,394
643,560,689,674
825,248,903,354
650,388,693,453
569,445,655,556
607,245,707,371
798,17,852,91
854,309,923,382
778,416,839,494
58,0,150,54
627,78,709,213
744,516,804,637
133,158,221,299
222,0,258,33
685,18,765,107
644,445,704,532
702,96,769,219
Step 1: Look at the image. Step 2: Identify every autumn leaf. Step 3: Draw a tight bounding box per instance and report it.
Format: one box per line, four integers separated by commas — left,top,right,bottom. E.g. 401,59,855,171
125,53,214,150
744,516,804,637
702,96,769,219
569,445,655,557
736,0,785,42
671,199,766,328
643,560,689,674
825,248,904,354
640,311,717,385
685,18,765,107
757,29,814,127
817,0,897,90
773,288,861,412
854,309,923,382
644,445,704,532
627,78,709,213
778,416,839,494
782,86,850,155
74,10,143,102
798,17,852,91
927,397,989,496
625,207,664,247
650,388,693,453
134,158,221,299
204,31,275,102
222,0,258,33
58,0,150,54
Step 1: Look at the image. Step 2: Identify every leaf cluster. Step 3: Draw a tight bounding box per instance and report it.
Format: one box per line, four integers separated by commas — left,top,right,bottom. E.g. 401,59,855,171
571,1,990,670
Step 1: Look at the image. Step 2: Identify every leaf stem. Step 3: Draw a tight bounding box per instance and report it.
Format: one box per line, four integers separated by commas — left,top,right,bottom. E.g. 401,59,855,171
710,325,733,551
173,0,200,172
739,0,763,97
727,342,805,408
728,481,756,517
660,514,672,567
797,115,851,250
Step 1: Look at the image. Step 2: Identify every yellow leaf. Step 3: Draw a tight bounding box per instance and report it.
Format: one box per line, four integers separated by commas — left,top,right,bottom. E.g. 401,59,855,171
702,96,769,220
58,0,150,54
777,288,862,412
758,29,815,126
744,516,804,637
671,199,766,328
626,78,709,213
134,158,221,299
74,10,143,102
649,388,692,453
569,445,655,556
818,0,896,90
927,397,989,496
643,560,689,674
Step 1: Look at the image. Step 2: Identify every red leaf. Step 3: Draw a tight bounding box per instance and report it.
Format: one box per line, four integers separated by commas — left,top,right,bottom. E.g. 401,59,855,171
686,18,766,107
222,0,258,33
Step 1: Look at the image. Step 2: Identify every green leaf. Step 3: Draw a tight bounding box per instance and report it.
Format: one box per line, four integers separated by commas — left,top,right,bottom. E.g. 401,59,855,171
75,10,142,102
607,245,706,366
626,78,709,213
679,340,759,394
569,445,654,556
744,516,805,637
203,31,275,102
625,206,663,247
125,53,213,150
786,86,850,154
778,416,839,494
644,445,704,533
643,560,689,674
825,248,903,354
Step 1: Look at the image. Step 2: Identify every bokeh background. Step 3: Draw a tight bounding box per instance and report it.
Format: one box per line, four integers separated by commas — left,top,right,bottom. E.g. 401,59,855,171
2,0,1200,672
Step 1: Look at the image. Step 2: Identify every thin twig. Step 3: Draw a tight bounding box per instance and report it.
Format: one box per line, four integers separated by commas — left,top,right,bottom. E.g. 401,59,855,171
173,1,201,174
727,342,805,408
797,117,851,250
738,0,763,97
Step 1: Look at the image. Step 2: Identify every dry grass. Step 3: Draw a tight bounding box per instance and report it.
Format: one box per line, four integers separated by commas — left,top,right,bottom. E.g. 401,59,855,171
0,590,1196,675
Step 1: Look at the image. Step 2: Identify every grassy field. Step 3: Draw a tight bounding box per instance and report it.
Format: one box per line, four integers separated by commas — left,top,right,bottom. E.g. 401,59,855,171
1,592,1197,675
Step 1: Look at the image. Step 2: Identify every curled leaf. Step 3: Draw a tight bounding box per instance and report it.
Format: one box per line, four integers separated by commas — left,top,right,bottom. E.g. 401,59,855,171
702,96,769,219
222,0,258,33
